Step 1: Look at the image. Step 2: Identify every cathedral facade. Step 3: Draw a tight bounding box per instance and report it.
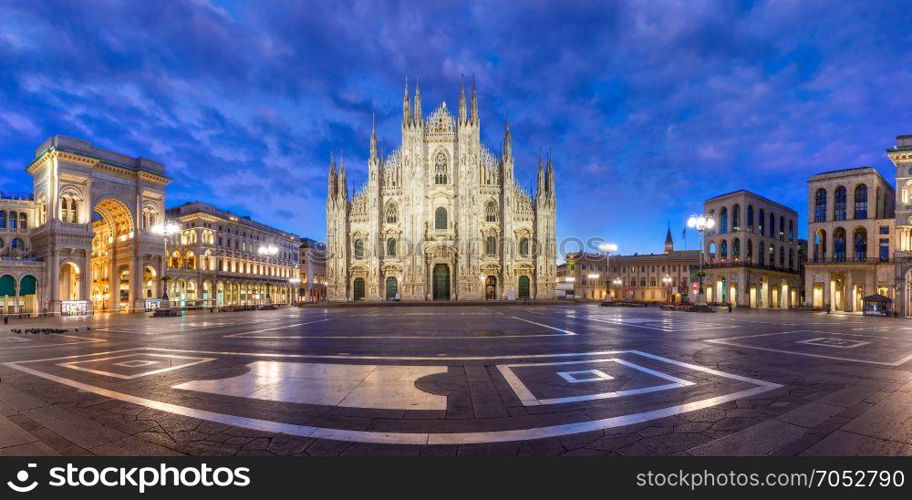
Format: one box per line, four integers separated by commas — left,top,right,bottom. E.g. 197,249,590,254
325,80,557,301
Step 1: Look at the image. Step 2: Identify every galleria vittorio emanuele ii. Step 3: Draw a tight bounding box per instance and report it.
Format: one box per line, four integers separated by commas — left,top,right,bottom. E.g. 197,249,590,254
0,136,302,315
325,79,558,301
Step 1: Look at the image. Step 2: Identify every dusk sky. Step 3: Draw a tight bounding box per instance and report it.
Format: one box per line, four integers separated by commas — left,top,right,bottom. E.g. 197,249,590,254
1,0,911,255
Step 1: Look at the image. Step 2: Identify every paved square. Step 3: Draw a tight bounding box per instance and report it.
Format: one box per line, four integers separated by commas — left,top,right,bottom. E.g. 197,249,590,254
1,305,911,456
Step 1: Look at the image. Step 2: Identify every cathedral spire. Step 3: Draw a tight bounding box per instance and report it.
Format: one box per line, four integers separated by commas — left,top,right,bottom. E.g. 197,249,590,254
470,75,478,125
327,151,337,202
413,77,422,126
338,149,348,200
537,149,545,198
503,117,512,159
369,113,378,161
664,223,674,254
546,148,554,194
458,74,467,125
402,77,410,128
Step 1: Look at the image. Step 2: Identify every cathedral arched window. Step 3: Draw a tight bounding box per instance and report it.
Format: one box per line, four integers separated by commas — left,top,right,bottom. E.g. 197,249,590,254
434,151,448,185
386,238,396,257
434,207,447,230
486,236,497,257
519,237,530,257
385,203,398,224
485,201,497,222
354,239,364,259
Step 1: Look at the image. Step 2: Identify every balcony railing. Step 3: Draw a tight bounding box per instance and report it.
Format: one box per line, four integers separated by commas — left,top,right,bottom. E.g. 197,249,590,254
704,259,799,273
808,256,890,264
0,256,42,262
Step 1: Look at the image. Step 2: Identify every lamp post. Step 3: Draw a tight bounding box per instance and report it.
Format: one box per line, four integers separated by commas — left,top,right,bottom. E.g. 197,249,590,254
662,274,673,302
258,244,278,306
686,214,715,305
150,221,180,311
289,277,301,305
598,242,618,300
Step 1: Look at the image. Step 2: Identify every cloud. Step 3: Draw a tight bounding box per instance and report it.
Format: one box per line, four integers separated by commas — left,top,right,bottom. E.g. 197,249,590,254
0,0,910,252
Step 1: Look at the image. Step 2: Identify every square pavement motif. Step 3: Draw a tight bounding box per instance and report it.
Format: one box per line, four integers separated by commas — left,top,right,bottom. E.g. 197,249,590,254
57,353,215,380
556,369,614,383
499,355,695,406
706,330,912,366
796,337,871,349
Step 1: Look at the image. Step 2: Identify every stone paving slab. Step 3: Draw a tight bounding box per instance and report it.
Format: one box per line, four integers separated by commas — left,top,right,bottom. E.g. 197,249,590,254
687,419,808,456
21,405,129,450
801,431,912,456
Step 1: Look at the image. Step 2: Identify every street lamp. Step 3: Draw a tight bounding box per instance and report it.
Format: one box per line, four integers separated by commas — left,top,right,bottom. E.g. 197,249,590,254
686,214,715,304
598,242,618,300
258,244,278,256
151,221,180,310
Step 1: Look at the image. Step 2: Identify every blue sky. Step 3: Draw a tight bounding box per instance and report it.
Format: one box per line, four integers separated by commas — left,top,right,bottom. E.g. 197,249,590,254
1,0,911,254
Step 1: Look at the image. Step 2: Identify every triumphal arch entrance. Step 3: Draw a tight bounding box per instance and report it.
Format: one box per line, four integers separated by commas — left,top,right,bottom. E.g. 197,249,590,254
27,136,169,314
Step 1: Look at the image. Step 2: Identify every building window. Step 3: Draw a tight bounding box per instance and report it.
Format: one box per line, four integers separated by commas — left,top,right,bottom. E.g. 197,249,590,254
386,203,398,224
759,208,766,235
814,189,826,222
732,204,741,231
719,207,728,234
386,238,396,257
354,239,364,260
854,185,868,219
833,228,846,262
853,228,867,261
434,151,448,184
880,238,890,261
435,207,447,229
746,205,754,229
485,201,497,222
834,186,847,221
519,237,529,257
485,236,496,257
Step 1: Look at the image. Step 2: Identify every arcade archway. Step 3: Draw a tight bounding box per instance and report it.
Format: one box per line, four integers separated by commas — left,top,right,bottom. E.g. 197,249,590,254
90,198,136,312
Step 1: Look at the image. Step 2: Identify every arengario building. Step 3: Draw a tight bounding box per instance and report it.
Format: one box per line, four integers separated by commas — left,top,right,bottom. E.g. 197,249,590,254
326,79,557,301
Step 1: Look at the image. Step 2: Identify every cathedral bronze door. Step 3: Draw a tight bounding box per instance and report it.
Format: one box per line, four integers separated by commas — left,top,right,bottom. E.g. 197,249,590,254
432,264,450,300
485,276,497,300
353,277,365,301
385,276,398,300
518,275,530,299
